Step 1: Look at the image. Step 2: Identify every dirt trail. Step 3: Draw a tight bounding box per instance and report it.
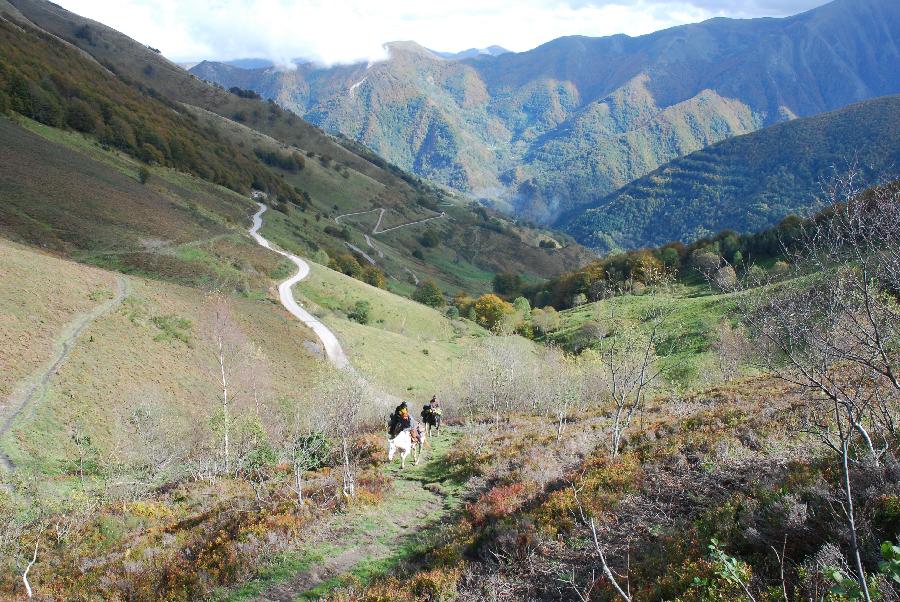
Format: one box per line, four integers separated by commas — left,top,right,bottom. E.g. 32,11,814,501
246,430,458,601
242,204,454,600
333,206,443,286
363,235,384,259
250,203,349,369
0,275,128,477
334,207,445,235
344,242,377,266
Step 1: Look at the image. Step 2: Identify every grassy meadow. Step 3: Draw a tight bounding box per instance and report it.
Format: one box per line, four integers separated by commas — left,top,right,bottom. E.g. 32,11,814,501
293,262,489,398
547,285,743,389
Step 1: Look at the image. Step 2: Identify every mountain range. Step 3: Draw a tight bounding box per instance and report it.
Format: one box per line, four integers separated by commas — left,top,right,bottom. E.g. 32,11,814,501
190,0,900,231
565,94,900,252
0,0,590,297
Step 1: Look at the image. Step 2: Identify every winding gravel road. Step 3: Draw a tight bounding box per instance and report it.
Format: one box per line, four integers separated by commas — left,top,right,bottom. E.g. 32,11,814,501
250,203,349,369
334,206,445,234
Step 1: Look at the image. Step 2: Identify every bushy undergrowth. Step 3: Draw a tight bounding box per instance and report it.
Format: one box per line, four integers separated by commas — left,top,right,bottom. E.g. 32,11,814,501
318,378,898,601
0,428,392,601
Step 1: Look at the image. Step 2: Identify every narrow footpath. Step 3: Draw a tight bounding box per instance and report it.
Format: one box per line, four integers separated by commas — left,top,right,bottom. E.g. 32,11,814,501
0,275,127,478
232,429,460,602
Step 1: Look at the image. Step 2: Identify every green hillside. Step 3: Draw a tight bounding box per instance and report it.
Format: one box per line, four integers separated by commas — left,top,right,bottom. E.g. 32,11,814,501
0,0,591,297
544,288,739,389
289,262,490,397
0,2,895,600
564,95,900,252
0,238,324,476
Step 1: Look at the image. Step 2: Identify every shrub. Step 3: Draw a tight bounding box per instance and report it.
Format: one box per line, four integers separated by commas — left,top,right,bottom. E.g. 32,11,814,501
771,260,790,277
413,280,445,307
420,227,440,248
362,265,386,289
411,567,461,599
473,294,513,330
74,24,95,45
348,300,371,324
712,265,738,291
150,315,191,345
21,81,65,126
329,253,362,277
323,225,351,240
468,483,528,525
138,166,151,184
66,97,100,132
512,296,531,316
691,250,722,277
493,272,523,297
228,86,261,100
254,147,305,172
874,495,900,537
531,306,560,335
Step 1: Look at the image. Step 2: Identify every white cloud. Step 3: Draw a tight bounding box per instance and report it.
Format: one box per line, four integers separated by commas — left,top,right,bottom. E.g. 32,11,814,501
54,0,829,66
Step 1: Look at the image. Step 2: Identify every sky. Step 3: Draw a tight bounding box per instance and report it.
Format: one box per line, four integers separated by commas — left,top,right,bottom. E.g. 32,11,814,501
55,0,831,66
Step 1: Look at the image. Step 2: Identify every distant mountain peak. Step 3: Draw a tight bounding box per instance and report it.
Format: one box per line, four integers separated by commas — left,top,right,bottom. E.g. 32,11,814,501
431,45,511,60
224,58,275,70
188,0,900,235
383,40,435,58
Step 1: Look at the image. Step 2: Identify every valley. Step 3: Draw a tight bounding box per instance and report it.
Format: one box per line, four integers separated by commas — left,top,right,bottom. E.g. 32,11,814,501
189,0,900,240
0,0,897,600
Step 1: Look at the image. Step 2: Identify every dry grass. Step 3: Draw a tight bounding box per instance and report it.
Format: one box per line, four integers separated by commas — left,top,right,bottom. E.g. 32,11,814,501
1,244,327,475
0,238,119,401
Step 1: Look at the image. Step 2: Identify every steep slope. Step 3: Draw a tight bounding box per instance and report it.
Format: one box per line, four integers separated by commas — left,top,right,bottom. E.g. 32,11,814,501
564,95,900,252
0,238,323,475
190,0,900,223
0,0,591,295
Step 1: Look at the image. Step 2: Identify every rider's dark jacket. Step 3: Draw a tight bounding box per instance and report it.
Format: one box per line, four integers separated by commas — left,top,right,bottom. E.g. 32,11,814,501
389,413,415,437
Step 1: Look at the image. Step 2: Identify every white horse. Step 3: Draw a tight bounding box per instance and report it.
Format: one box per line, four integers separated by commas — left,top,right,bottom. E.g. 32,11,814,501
387,426,426,468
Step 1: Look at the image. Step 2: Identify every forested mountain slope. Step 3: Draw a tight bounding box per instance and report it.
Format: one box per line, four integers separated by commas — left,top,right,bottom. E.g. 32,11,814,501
190,0,900,224
564,95,900,252
0,0,590,296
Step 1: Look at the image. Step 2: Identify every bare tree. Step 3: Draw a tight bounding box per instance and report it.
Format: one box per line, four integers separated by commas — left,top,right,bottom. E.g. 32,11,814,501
120,396,185,485
285,423,330,505
570,482,632,602
595,309,665,457
461,337,536,426
739,171,900,602
0,503,45,600
540,346,581,441
713,321,753,382
203,294,251,475
322,372,366,500
243,343,274,417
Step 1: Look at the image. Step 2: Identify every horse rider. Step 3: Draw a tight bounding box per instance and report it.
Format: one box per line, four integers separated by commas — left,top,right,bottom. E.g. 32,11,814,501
421,395,442,434
389,403,419,443
388,401,408,436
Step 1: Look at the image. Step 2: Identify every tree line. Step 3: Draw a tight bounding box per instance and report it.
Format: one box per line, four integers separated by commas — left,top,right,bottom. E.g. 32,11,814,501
521,211,816,310
0,19,308,208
